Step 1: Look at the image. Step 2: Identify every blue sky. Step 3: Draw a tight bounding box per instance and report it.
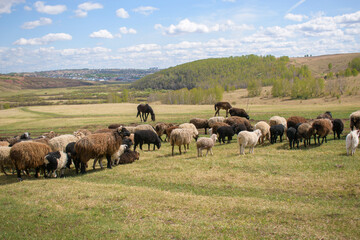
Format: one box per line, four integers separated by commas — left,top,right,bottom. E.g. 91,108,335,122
0,0,359,73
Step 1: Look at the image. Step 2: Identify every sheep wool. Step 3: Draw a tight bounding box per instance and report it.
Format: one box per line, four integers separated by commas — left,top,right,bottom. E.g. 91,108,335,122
179,123,199,140
49,132,84,152
189,118,209,134
269,116,287,129
350,110,360,130
170,129,193,156
237,129,262,155
254,121,271,144
196,134,217,157
346,130,360,156
0,146,14,175
44,151,71,178
208,116,225,128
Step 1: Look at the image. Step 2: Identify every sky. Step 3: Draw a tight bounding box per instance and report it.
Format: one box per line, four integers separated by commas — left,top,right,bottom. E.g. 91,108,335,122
0,0,359,73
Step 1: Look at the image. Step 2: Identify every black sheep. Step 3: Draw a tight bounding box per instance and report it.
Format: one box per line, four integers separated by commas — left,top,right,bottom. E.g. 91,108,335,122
232,123,247,134
332,119,344,140
270,124,285,144
287,127,299,149
229,108,250,119
134,130,161,151
217,126,235,144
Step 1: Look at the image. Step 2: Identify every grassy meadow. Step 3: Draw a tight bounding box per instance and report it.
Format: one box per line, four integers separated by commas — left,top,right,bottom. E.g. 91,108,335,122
0,100,360,239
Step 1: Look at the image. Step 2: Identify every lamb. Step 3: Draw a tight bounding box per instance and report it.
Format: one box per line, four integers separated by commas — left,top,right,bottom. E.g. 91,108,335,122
217,126,235,144
254,121,270,144
169,129,193,156
44,151,71,178
0,146,14,175
48,132,84,152
224,116,253,131
317,111,333,120
269,116,287,130
179,123,199,141
346,130,360,156
118,149,140,164
189,118,210,134
270,124,285,144
287,116,307,129
312,119,332,145
237,129,262,155
211,122,230,135
208,116,225,128
155,122,174,141
286,127,299,149
74,127,130,173
229,108,250,119
296,123,314,147
10,141,52,181
134,130,161,151
332,119,344,140
350,110,360,130
196,134,217,157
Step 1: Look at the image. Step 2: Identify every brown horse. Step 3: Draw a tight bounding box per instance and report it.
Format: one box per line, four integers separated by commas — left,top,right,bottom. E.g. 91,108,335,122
214,102,232,117
136,104,155,122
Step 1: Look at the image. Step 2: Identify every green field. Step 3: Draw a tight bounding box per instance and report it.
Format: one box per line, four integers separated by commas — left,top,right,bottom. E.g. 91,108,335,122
0,102,359,239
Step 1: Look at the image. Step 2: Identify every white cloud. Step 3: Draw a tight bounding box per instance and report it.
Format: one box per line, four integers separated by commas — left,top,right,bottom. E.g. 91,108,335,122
34,1,66,15
21,17,52,29
133,6,158,16
0,0,25,15
13,33,72,45
75,2,103,17
89,29,114,39
119,27,137,34
334,10,360,24
24,5,32,11
284,13,308,22
222,0,236,2
116,8,129,18
119,44,161,52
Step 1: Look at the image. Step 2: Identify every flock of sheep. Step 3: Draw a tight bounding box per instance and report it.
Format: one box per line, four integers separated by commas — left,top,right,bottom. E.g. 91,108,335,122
0,103,359,182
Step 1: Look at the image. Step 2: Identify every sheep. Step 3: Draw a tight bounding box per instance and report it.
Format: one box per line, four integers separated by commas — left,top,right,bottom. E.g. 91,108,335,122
8,132,32,146
350,110,360,130
74,127,130,174
48,132,85,152
134,130,161,151
317,111,333,120
297,123,314,147
229,108,250,119
196,134,217,157
346,130,360,156
165,125,179,142
74,129,92,136
312,119,332,145
0,141,9,147
211,122,230,135
224,116,253,131
269,116,287,129
65,142,76,166
189,118,210,134
179,123,199,141
208,116,225,128
217,126,235,144
0,146,14,175
286,127,299,149
44,151,71,178
237,129,262,155
93,144,128,168
254,121,271,144
94,128,115,134
169,129,193,156
155,122,174,141
332,119,344,140
42,131,59,139
270,124,285,144
232,123,247,135
10,141,52,181
287,116,307,129
118,149,140,164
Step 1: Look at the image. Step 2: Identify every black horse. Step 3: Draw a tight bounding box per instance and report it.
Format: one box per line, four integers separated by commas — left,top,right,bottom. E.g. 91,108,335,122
136,104,155,122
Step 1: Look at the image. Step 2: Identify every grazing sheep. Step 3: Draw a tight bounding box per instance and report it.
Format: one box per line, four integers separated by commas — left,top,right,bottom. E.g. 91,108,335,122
0,141,9,147
44,151,71,178
170,129,193,156
189,118,210,134
297,123,314,147
10,141,52,181
287,127,299,149
332,119,344,140
108,124,122,129
42,131,58,139
237,129,262,155
8,132,32,146
0,147,14,175
217,126,235,144
48,132,84,152
65,142,76,166
346,130,360,156
165,125,179,142
214,101,232,117
287,116,307,129
134,130,161,151
269,116,287,129
312,119,332,145
270,124,285,144
134,124,157,134
229,108,250,119
350,110,360,130
74,127,130,174
118,149,140,164
211,122,230,135
232,123,247,135
155,122,174,141
208,116,225,128
179,123,199,141
94,128,115,134
224,116,253,131
74,129,92,136
254,121,271,144
317,111,333,120
196,134,217,157
93,144,128,168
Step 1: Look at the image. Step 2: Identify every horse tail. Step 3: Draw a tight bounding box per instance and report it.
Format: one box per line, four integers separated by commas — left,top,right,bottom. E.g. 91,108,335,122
214,103,217,111
136,110,140,118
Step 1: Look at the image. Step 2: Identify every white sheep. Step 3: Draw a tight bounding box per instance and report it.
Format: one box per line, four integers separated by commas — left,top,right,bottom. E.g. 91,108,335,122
346,130,360,156
48,132,85,152
93,144,128,169
196,134,217,157
269,116,287,129
254,121,271,144
208,116,225,128
179,123,199,141
170,129,193,156
0,146,14,175
237,129,262,155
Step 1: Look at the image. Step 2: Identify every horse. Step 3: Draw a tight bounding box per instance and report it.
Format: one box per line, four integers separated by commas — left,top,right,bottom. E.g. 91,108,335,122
214,102,232,117
136,104,155,122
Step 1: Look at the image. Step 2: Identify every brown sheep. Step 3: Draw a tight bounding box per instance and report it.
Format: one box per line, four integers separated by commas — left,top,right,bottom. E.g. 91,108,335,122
10,141,52,181
118,150,140,164
229,108,250,119
287,116,307,129
155,122,174,141
350,110,360,130
224,116,253,131
312,119,332,145
211,122,230,135
165,125,179,142
75,129,92,136
0,141,9,147
297,123,315,147
189,118,209,134
317,111,333,120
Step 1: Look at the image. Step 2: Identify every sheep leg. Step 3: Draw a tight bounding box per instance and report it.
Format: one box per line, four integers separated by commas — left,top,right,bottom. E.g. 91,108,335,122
204,128,207,134
80,162,86,174
93,158,97,169
34,167,40,178
16,169,22,181
197,148,200,157
210,148,213,156
226,109,229,117
152,144,154,151
106,155,112,169
179,145,182,154
60,169,65,178
172,145,174,156
1,166,8,176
